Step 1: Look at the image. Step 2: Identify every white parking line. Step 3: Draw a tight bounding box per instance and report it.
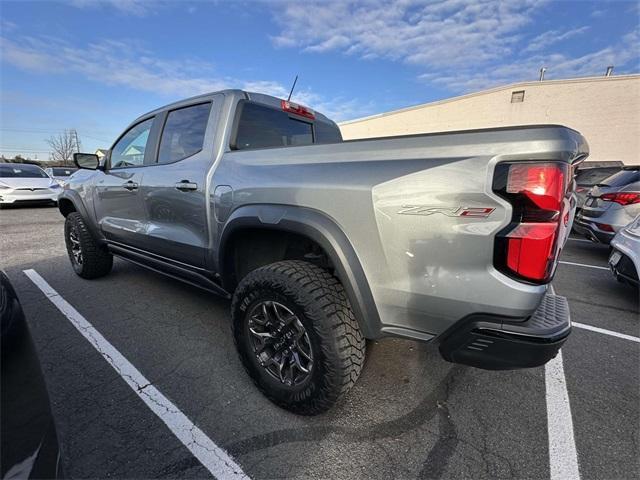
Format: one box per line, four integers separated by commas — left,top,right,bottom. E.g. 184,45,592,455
573,322,640,343
551,284,639,343
24,269,249,480
545,350,580,480
558,260,609,271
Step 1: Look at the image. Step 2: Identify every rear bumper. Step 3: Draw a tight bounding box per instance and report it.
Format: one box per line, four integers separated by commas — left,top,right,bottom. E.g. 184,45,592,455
439,293,570,370
609,242,639,287
572,217,615,244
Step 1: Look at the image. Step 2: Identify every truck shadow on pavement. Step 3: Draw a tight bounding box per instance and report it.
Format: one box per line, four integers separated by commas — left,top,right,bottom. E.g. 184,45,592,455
225,362,467,479
9,255,472,479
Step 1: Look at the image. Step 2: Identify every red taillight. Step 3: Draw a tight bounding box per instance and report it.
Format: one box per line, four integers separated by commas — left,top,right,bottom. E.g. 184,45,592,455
493,162,569,283
281,100,315,119
506,164,565,211
505,224,558,280
594,222,615,232
600,192,640,206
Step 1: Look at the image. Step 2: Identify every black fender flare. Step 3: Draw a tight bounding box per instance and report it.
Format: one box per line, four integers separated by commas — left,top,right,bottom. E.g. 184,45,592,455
218,204,381,339
57,191,104,243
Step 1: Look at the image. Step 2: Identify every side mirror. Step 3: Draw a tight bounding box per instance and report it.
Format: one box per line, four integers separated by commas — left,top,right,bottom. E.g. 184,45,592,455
73,153,100,170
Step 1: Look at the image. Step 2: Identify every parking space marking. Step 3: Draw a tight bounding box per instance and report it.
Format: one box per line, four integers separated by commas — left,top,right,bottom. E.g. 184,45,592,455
573,322,640,343
545,350,580,480
24,269,249,480
558,260,609,271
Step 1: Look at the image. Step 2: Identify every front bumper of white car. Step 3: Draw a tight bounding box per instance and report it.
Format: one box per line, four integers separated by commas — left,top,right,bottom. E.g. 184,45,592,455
0,187,61,204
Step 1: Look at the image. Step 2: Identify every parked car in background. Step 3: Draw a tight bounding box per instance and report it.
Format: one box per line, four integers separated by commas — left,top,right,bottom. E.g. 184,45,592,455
0,164,61,208
45,166,78,186
58,89,586,414
574,166,640,243
1,271,62,478
609,215,640,288
574,164,622,213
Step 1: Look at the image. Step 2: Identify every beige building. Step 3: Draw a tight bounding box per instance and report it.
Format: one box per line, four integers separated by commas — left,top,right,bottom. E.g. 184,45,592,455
340,74,640,164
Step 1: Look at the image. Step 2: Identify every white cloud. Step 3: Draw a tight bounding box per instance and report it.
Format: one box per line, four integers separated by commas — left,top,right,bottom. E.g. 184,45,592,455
271,0,548,68
0,30,373,121
270,0,639,94
524,26,590,53
68,0,158,16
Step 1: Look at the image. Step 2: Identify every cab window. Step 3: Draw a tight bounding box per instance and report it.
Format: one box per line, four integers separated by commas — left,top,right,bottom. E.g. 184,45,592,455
110,117,154,169
157,103,211,164
233,102,314,150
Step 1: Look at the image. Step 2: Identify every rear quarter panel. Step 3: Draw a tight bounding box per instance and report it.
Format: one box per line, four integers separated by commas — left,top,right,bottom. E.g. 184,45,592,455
214,126,587,338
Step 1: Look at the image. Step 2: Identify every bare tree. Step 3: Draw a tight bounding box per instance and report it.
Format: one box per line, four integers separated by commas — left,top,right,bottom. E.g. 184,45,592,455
46,130,81,165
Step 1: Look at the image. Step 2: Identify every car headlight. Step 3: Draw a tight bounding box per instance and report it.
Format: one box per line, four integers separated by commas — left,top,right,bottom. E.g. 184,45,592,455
50,183,61,189
0,184,11,190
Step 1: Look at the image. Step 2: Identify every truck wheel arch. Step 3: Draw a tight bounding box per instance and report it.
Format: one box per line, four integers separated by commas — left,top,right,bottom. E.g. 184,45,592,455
57,191,103,243
218,205,381,339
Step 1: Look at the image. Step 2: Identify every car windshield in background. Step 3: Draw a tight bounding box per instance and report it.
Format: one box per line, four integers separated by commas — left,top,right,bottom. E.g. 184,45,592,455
0,164,48,178
51,168,77,176
575,167,621,186
598,168,640,187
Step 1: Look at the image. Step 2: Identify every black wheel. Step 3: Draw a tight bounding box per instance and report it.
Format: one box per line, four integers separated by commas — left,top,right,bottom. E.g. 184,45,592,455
64,212,113,279
231,260,366,415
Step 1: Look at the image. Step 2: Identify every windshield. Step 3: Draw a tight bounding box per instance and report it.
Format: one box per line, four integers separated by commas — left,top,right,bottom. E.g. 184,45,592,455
51,167,77,176
0,164,49,178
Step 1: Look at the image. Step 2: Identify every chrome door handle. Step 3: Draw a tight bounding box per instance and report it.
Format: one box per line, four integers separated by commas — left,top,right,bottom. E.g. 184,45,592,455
175,181,198,192
123,181,139,191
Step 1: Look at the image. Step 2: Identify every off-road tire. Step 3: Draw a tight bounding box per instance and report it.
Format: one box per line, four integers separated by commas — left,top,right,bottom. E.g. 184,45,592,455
231,260,366,415
64,212,113,279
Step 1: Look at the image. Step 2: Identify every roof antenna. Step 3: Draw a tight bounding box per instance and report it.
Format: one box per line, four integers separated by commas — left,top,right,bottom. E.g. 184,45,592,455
287,75,298,102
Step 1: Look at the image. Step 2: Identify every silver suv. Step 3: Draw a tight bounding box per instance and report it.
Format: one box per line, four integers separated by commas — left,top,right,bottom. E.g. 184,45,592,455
574,166,640,243
59,90,587,414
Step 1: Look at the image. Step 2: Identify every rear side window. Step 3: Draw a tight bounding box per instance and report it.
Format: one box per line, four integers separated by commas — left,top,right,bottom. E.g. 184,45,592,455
158,103,211,164
600,169,640,188
233,102,314,150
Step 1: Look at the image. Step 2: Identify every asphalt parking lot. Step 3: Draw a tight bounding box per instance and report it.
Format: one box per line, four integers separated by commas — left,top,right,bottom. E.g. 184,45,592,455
1,206,638,479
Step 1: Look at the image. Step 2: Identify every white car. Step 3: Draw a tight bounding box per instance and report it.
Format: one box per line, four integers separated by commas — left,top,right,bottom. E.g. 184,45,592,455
0,163,62,207
44,166,78,186
609,214,640,288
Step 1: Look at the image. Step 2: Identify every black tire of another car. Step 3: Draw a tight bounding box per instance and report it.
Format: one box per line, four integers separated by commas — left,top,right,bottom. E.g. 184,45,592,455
64,212,113,279
231,260,366,415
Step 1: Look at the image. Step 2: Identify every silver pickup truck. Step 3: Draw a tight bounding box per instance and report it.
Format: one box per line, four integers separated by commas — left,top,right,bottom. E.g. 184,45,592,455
60,90,588,414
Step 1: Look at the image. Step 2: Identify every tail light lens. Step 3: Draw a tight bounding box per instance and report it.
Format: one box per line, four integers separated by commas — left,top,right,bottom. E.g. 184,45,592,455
600,192,640,205
594,222,615,232
493,162,569,283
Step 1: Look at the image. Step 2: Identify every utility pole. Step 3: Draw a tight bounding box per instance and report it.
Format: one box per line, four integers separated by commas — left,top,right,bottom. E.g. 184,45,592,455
72,129,81,153
71,129,81,166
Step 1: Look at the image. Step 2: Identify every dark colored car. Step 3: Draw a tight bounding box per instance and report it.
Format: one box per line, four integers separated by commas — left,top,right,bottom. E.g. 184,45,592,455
1,271,62,478
574,165,622,213
574,166,640,244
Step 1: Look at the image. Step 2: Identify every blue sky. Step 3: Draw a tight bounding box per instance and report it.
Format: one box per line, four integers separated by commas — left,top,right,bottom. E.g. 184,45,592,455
0,0,638,159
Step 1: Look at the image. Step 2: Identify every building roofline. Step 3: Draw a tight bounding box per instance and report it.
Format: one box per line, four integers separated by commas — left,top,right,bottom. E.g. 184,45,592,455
339,73,640,126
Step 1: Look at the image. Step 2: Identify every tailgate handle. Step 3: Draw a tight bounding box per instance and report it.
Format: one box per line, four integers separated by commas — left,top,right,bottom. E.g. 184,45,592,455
122,181,138,191
175,180,198,192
